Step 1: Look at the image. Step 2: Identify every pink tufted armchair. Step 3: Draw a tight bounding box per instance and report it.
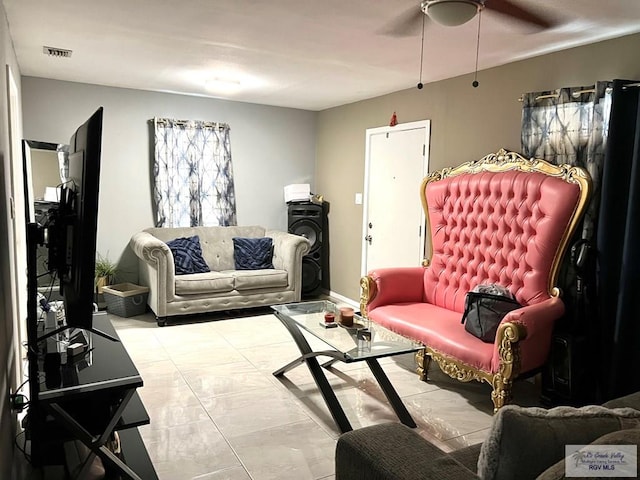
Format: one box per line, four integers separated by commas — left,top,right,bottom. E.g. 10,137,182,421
360,149,591,411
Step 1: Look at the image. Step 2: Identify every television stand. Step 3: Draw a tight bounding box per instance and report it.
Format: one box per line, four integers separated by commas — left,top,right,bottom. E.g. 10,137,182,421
28,313,157,480
36,324,118,344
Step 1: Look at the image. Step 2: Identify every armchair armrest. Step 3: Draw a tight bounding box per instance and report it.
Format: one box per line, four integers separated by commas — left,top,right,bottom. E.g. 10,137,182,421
129,232,176,316
491,296,564,375
362,268,426,313
266,230,310,298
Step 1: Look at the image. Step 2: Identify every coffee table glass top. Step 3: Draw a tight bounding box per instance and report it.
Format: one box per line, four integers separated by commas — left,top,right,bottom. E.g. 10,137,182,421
272,301,421,361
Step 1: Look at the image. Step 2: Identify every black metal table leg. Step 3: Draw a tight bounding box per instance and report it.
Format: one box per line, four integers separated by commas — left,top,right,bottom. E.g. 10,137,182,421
274,350,345,377
274,313,353,433
305,357,353,433
321,358,339,369
273,356,305,376
366,358,417,428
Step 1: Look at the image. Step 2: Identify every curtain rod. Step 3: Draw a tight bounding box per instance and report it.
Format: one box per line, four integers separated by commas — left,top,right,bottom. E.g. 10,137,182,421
570,87,613,98
153,117,229,129
518,82,639,102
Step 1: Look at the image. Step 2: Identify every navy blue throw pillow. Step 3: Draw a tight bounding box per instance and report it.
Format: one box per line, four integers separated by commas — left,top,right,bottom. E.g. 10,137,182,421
232,237,274,270
165,235,210,275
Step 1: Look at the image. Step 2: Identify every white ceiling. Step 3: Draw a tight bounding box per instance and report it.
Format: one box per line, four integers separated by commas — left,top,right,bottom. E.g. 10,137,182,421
4,0,640,111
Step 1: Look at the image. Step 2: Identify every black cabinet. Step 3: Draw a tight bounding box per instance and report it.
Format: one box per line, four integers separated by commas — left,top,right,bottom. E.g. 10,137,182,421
28,313,157,479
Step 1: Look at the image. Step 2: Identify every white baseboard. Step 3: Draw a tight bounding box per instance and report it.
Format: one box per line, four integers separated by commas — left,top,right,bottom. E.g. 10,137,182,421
324,290,359,309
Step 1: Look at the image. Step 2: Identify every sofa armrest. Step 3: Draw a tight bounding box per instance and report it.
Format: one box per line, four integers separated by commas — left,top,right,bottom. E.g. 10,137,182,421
363,268,426,312
336,423,479,480
129,232,176,317
490,296,564,374
266,230,310,299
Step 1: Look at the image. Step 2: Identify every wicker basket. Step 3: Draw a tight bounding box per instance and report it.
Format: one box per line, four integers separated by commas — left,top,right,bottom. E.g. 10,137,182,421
102,283,149,318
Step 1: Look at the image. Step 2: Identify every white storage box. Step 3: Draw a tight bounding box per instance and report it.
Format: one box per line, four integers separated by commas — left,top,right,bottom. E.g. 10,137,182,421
284,184,310,203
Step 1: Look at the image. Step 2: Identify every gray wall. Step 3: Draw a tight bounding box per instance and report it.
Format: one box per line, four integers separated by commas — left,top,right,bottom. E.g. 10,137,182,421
316,32,640,301
0,3,22,477
21,78,317,282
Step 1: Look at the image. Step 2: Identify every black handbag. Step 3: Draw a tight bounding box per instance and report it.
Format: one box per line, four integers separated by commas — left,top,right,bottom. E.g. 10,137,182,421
461,291,522,343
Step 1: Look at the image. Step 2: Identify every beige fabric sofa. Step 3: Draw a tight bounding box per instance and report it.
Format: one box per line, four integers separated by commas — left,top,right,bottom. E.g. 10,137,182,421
130,225,310,326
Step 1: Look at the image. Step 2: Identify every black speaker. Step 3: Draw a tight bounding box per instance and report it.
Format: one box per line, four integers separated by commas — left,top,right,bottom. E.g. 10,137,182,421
541,333,591,406
288,201,329,297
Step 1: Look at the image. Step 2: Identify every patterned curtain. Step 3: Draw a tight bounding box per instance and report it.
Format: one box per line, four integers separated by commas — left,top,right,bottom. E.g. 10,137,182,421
153,118,237,227
521,82,612,241
521,82,614,405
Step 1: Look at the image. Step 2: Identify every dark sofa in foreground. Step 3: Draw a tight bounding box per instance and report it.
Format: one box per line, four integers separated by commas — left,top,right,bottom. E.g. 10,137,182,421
335,392,640,480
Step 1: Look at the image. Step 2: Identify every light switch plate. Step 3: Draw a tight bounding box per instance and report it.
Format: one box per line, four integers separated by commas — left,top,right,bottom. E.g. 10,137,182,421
355,193,363,205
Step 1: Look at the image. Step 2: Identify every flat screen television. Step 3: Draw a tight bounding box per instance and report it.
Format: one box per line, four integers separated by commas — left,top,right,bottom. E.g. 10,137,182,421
26,107,114,342
57,106,104,332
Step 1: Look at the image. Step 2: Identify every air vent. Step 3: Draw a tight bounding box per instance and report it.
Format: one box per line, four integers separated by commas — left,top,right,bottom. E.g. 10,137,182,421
43,46,72,58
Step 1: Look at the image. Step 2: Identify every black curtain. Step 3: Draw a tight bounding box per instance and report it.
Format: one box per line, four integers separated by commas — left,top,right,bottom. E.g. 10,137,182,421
596,79,640,401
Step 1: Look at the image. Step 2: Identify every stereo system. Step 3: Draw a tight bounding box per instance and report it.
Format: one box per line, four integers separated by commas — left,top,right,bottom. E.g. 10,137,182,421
287,201,329,297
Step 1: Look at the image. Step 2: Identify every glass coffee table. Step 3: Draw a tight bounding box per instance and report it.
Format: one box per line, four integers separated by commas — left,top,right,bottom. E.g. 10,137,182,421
272,300,423,433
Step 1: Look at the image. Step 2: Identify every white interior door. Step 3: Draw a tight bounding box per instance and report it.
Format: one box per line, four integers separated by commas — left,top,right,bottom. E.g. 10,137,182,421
362,121,430,275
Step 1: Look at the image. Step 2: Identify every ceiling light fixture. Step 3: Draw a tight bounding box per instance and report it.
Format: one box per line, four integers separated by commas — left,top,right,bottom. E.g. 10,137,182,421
207,77,241,87
422,0,481,27
205,77,242,93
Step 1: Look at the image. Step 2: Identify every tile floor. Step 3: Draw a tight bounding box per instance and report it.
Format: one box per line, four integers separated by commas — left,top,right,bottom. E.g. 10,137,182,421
16,306,543,480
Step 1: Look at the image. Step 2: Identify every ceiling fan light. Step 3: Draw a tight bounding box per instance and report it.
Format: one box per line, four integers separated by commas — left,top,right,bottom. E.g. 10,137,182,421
425,0,480,27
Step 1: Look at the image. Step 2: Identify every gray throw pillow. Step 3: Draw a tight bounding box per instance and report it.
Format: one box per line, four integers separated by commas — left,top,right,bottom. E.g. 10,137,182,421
537,428,640,480
477,405,640,480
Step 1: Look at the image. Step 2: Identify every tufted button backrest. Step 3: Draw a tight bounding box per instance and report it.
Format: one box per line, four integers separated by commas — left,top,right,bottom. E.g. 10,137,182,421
144,225,266,271
423,170,580,313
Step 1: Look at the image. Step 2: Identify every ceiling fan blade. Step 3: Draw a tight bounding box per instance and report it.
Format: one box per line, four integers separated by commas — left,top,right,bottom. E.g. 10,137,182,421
485,0,557,29
378,5,425,37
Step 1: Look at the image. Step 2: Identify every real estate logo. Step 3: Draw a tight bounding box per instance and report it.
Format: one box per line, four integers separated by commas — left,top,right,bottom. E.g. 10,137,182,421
565,445,637,477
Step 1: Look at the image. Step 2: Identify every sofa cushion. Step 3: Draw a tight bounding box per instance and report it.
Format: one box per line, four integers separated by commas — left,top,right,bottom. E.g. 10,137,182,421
233,237,274,270
603,391,640,410
233,269,288,291
175,271,235,295
477,405,640,480
166,236,210,275
369,302,494,372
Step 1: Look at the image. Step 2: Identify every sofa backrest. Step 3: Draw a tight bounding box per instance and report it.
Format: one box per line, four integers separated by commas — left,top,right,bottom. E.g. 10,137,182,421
144,225,266,271
421,150,590,313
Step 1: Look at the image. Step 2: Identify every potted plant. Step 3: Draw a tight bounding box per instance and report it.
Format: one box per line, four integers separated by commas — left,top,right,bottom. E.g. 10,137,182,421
95,253,118,294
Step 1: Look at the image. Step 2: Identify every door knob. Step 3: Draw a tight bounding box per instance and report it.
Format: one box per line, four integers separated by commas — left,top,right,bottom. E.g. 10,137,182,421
364,235,372,245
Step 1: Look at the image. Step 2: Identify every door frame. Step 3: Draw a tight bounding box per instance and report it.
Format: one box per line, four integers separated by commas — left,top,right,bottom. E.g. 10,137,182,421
6,65,25,386
361,120,430,276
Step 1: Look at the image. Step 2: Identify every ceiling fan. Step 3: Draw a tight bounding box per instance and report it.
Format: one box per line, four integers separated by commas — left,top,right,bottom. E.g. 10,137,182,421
383,0,556,36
